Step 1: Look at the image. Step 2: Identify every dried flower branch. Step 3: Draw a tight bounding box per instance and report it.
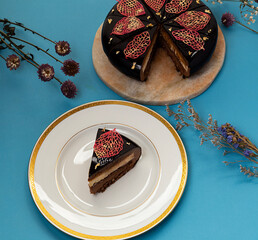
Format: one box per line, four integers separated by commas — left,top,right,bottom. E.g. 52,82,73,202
206,0,258,33
166,100,258,178
0,18,78,98
9,36,63,63
0,18,56,44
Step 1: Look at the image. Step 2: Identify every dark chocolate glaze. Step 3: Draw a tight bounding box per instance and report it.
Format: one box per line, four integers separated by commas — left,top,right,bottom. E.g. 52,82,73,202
102,3,157,55
102,0,218,80
161,0,207,22
108,26,158,80
89,128,141,178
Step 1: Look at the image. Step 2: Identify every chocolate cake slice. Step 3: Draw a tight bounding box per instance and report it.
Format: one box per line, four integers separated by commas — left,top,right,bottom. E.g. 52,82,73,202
88,128,142,194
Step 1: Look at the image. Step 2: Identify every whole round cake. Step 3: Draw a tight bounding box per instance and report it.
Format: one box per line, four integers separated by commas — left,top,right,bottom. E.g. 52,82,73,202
101,0,218,81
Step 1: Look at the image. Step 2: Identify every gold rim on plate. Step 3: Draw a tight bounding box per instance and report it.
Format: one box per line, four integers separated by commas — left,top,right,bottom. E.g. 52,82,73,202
28,100,188,240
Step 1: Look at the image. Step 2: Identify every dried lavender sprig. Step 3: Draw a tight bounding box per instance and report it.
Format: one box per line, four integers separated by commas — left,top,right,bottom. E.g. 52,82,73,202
166,100,258,177
240,165,258,177
9,36,63,64
206,0,258,32
0,18,56,44
235,19,258,33
185,102,258,163
240,0,257,10
219,136,258,164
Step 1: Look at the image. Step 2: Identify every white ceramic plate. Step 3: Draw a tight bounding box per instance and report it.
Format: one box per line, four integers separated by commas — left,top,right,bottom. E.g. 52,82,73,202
28,100,187,239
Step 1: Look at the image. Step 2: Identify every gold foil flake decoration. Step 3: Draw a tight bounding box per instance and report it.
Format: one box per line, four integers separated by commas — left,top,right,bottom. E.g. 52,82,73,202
144,0,166,12
163,16,167,20
174,11,211,31
196,0,200,3
102,128,106,132
111,9,115,13
188,51,192,55
146,23,154,27
169,27,173,31
203,36,209,40
108,19,113,24
147,15,151,19
172,29,205,51
111,16,145,35
108,38,113,44
156,12,161,16
95,163,100,170
208,29,212,33
117,0,146,17
116,51,120,55
165,0,193,14
131,62,137,69
205,9,211,14
126,142,131,145
124,31,151,59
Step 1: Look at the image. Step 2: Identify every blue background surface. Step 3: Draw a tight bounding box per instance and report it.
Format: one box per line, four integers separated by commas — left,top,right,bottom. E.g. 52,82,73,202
0,0,257,239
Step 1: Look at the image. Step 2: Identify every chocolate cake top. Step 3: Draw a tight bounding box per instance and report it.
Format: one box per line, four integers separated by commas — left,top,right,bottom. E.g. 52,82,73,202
102,0,218,80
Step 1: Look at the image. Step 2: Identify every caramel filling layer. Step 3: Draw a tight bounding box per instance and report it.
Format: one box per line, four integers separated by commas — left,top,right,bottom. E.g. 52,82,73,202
89,152,135,187
160,28,189,75
141,29,159,81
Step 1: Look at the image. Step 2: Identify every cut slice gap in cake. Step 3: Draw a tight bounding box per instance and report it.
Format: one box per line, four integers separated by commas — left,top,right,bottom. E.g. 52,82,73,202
141,25,191,80
160,26,190,77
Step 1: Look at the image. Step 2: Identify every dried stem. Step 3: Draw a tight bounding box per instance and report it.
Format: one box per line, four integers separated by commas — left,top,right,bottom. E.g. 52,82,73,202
0,35,39,69
220,137,258,164
0,19,56,44
240,0,256,9
235,20,258,33
0,54,6,60
10,36,63,64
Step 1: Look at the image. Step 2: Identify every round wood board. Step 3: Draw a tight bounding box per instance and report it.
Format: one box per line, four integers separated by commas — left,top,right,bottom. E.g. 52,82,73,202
92,24,225,106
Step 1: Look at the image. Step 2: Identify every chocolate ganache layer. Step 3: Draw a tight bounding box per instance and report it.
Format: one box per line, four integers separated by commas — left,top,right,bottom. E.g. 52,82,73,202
101,0,218,81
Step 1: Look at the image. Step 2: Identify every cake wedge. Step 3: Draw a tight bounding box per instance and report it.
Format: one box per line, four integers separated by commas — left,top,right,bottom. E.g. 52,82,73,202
88,128,142,194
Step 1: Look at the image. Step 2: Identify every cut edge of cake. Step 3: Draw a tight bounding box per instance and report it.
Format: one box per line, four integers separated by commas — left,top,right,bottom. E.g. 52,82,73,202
140,26,160,81
160,26,190,77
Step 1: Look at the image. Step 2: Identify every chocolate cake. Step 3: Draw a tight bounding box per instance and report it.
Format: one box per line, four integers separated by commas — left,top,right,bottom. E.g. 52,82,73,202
102,0,218,81
88,128,142,194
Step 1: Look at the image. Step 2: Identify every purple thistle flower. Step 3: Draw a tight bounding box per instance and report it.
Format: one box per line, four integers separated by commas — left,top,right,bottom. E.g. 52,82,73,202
55,41,71,56
37,64,55,82
61,80,77,98
221,12,236,27
243,149,252,157
6,54,20,70
61,59,80,76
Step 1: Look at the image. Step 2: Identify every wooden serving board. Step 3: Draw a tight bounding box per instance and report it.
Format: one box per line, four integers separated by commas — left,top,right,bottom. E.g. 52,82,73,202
92,24,225,105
